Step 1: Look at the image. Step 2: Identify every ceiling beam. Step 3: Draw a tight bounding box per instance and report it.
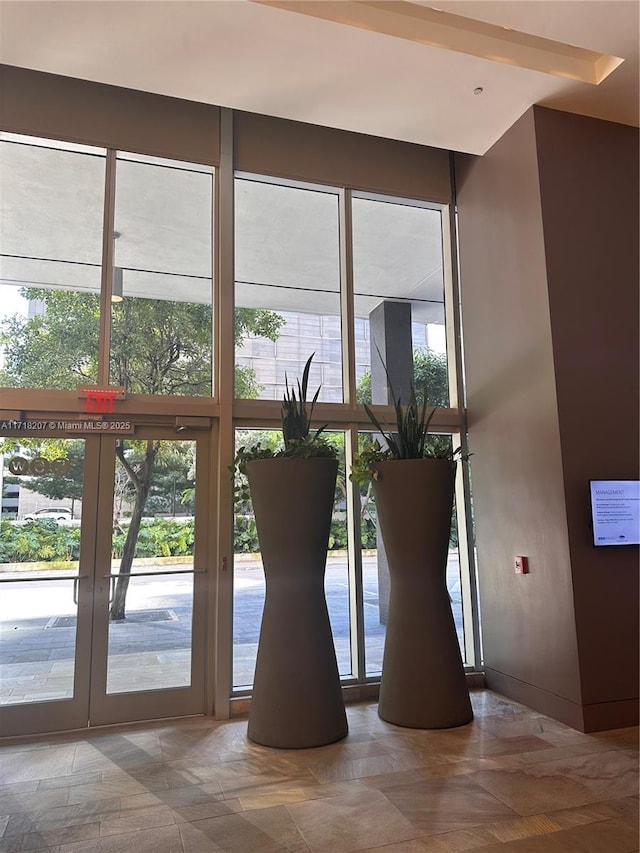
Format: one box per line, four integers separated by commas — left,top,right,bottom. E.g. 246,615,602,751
254,1,624,84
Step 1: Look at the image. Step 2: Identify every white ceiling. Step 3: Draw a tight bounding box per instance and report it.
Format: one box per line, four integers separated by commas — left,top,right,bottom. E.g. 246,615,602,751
0,0,637,155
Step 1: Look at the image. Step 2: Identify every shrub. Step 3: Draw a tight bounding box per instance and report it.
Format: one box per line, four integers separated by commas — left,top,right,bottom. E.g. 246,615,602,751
0,519,80,563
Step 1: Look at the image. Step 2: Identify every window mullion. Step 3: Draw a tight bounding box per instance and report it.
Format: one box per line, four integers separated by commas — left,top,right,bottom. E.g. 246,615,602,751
98,149,117,387
213,107,235,718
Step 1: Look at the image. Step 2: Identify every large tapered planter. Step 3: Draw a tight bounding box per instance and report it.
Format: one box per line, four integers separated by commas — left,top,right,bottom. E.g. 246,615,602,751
374,459,473,729
245,457,348,748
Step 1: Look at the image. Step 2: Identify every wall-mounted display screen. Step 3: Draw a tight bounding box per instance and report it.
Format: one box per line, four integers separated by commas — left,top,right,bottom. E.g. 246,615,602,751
589,480,640,546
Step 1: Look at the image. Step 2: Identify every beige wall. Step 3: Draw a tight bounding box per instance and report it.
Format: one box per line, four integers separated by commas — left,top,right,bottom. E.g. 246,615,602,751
234,111,451,203
455,109,583,727
1,65,451,202
455,106,639,731
0,65,221,164
534,108,639,730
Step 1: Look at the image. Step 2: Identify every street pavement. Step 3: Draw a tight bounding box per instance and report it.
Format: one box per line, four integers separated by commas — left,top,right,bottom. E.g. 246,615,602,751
0,554,464,705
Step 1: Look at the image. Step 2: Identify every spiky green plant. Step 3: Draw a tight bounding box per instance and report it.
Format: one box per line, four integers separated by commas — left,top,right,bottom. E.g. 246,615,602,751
350,355,467,487
231,354,337,492
281,352,324,447
363,385,438,461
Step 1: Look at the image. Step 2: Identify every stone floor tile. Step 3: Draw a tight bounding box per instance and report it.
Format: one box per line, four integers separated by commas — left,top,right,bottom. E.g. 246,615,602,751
55,824,184,852
470,766,600,816
285,788,421,852
547,814,639,852
0,693,636,853
0,786,70,817
381,773,518,836
0,745,76,784
13,821,100,851
179,805,310,852
0,782,39,797
543,799,622,829
359,841,430,852
171,798,244,824
37,771,104,792
469,813,639,853
98,805,176,837
532,748,638,800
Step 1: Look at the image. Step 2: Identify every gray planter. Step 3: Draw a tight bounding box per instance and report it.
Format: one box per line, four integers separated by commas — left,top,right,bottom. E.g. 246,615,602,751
373,458,473,729
245,457,348,748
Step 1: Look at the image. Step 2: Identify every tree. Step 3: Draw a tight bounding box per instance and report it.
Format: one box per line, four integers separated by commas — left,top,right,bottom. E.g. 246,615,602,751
355,348,458,546
234,308,285,399
356,347,451,468
142,441,196,516
0,292,285,396
1,288,284,618
6,440,85,518
356,347,449,407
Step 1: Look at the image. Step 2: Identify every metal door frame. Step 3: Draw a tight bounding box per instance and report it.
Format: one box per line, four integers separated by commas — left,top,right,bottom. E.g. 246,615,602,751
0,422,212,736
88,426,210,727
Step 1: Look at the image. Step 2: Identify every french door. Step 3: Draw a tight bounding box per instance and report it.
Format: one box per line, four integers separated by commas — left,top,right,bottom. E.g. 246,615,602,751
0,425,211,737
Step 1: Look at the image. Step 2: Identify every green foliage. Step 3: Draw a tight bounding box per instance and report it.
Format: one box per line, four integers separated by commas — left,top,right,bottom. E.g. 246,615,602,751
365,385,438,461
281,353,324,445
0,290,285,399
351,354,466,487
234,308,286,399
7,441,85,505
235,364,262,400
234,514,260,553
0,514,370,562
0,290,99,388
231,355,337,496
356,348,449,407
110,518,194,559
0,437,70,460
235,308,285,346
139,441,196,516
0,519,81,563
110,297,212,395
0,517,196,564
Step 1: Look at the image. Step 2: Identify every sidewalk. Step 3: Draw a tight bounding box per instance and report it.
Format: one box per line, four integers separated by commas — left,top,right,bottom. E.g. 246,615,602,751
0,553,463,705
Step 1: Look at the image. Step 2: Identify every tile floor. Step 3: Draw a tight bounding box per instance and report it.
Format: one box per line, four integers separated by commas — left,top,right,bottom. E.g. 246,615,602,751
0,690,637,852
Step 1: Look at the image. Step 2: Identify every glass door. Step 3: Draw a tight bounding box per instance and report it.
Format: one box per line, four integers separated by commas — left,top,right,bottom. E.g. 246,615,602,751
0,436,100,735
89,429,209,727
0,426,211,736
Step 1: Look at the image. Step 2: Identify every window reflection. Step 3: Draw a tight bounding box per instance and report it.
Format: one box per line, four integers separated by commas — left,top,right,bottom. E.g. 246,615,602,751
352,195,449,407
0,134,105,390
235,178,342,402
110,155,214,396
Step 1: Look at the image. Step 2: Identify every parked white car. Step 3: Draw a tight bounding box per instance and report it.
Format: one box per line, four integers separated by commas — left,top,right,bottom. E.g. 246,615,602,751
23,507,73,523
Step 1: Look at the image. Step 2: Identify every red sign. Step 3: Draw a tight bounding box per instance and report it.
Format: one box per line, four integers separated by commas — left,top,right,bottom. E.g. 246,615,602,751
84,389,121,414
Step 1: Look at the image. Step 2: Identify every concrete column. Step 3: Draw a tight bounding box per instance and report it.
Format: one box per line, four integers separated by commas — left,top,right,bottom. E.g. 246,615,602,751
370,301,414,405
369,301,414,622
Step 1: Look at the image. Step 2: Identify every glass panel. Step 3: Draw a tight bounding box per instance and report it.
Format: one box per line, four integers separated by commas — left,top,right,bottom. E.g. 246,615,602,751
358,432,464,676
232,428,277,689
0,439,84,705
326,432,351,677
111,155,214,396
235,178,342,401
106,439,196,693
106,574,194,694
0,134,105,390
357,432,385,677
352,196,449,407
0,580,78,705
233,429,351,689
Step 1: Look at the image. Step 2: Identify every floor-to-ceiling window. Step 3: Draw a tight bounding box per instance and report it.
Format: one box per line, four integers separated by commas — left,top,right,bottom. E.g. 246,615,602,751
0,133,215,735
0,106,478,733
231,174,476,692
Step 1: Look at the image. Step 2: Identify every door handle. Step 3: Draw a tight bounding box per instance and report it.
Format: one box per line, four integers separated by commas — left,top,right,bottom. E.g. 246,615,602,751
72,575,88,605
